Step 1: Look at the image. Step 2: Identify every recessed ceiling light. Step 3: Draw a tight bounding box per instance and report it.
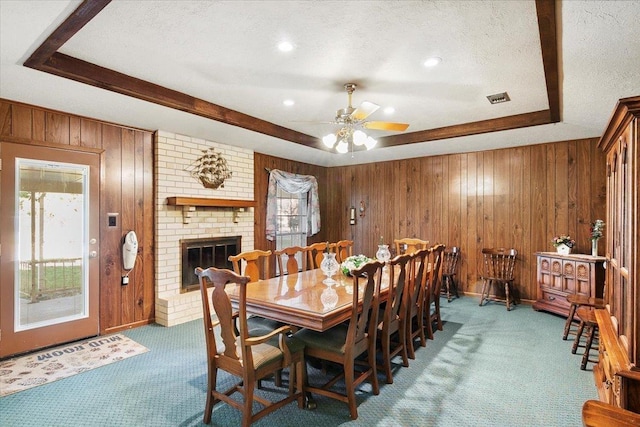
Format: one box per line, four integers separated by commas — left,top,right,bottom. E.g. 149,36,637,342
383,107,395,114
423,57,442,68
283,99,295,106
277,41,294,52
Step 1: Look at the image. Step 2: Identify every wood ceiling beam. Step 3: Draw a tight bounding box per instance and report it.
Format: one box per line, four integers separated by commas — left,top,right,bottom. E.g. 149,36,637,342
36,52,319,148
535,0,561,123
24,0,111,68
23,0,562,152
379,110,551,147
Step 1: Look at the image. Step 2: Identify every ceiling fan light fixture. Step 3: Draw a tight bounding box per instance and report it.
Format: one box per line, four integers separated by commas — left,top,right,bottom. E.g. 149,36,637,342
364,136,377,150
322,133,337,148
335,139,349,154
353,130,367,146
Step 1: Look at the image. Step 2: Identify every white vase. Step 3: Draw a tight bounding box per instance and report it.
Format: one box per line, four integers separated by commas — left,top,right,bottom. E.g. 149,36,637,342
376,244,391,263
591,239,598,257
557,244,570,255
320,252,339,285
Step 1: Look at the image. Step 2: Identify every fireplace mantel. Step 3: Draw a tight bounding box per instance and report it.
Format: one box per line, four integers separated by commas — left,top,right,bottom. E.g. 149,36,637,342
167,196,256,208
167,197,256,223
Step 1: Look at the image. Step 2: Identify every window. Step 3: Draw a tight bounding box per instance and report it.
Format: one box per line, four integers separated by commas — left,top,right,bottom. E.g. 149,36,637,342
274,187,307,275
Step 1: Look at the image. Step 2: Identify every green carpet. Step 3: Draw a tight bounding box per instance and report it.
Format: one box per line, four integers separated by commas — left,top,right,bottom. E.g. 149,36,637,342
0,296,597,426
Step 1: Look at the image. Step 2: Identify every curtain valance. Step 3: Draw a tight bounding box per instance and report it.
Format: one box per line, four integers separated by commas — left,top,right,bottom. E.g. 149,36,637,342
266,169,320,241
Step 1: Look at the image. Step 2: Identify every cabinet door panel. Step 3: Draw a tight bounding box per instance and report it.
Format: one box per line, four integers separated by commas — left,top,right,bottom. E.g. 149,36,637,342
550,259,563,291
575,262,592,296
562,260,576,293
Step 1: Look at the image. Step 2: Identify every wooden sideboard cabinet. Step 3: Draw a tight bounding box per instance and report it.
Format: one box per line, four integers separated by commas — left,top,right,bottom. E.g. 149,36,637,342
533,252,606,317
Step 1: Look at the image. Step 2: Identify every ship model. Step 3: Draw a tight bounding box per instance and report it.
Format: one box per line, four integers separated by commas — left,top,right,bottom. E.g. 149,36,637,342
188,148,232,189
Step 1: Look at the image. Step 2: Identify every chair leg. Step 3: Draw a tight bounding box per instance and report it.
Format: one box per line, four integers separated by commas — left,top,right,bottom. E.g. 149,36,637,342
417,306,427,347
242,378,254,427
435,298,443,331
425,296,435,341
452,276,459,298
345,359,358,419
203,366,217,424
444,275,452,302
581,324,597,370
369,341,380,396
572,321,585,354
399,319,409,368
505,281,511,311
382,331,393,384
406,318,416,360
479,279,489,306
295,360,305,409
563,303,578,340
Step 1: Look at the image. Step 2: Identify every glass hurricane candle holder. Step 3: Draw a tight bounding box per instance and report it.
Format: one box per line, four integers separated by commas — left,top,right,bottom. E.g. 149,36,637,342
320,252,339,285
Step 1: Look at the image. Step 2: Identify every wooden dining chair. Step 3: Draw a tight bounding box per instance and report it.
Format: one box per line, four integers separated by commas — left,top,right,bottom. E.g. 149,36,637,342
195,267,305,427
229,248,284,385
394,238,429,255
334,239,354,263
406,248,430,359
479,248,518,311
293,260,384,420
425,244,445,340
441,246,461,302
378,253,410,384
305,242,328,269
229,249,273,282
274,246,306,276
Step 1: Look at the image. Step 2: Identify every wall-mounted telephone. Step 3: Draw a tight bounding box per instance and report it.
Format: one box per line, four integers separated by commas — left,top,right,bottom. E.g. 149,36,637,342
122,231,138,284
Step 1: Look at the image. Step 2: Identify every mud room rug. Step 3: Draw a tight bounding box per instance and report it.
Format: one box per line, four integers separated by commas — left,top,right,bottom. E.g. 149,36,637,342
0,334,148,397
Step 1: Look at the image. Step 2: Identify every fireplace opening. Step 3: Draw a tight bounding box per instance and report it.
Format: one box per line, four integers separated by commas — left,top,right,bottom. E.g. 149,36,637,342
181,236,241,292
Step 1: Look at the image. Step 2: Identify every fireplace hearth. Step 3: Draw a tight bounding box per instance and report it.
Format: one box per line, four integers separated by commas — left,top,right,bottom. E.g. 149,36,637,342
181,236,241,292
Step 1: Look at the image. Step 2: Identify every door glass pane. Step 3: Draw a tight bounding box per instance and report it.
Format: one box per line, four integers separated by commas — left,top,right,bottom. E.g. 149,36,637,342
15,159,89,331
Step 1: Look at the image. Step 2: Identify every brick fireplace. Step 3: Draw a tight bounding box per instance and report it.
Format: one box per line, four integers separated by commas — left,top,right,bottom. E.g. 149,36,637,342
155,131,255,326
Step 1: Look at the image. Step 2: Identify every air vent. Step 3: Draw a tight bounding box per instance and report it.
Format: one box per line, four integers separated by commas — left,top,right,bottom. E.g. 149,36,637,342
487,92,511,104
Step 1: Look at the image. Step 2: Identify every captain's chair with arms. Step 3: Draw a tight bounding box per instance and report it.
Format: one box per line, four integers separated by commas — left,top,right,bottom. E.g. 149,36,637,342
196,267,305,426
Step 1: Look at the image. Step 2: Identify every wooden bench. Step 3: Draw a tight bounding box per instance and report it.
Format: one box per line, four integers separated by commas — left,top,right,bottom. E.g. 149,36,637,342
594,309,640,413
582,400,640,426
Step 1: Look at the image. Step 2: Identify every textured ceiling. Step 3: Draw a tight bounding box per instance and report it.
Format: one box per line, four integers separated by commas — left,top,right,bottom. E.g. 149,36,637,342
1,1,639,166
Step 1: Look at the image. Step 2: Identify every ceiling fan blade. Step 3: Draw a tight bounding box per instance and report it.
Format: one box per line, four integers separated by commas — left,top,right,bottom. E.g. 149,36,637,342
363,121,410,132
351,101,379,121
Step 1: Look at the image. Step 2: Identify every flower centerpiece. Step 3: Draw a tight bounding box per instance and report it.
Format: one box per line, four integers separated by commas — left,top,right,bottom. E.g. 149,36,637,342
552,235,575,255
340,254,372,276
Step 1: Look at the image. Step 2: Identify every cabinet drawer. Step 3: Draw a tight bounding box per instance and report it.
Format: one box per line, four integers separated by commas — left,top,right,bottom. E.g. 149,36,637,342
539,289,570,310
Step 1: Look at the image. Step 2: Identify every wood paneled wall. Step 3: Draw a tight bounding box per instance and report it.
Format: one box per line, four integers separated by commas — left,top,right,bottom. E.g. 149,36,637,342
0,99,154,333
256,138,606,302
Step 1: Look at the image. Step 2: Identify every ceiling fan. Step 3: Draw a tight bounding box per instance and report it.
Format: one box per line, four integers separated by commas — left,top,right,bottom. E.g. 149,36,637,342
321,83,410,153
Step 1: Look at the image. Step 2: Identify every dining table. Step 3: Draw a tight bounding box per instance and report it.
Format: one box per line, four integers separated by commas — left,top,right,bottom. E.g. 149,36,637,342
225,267,392,332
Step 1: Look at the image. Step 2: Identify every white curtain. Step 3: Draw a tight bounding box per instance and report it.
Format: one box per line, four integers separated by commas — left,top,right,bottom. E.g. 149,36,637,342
265,169,321,241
